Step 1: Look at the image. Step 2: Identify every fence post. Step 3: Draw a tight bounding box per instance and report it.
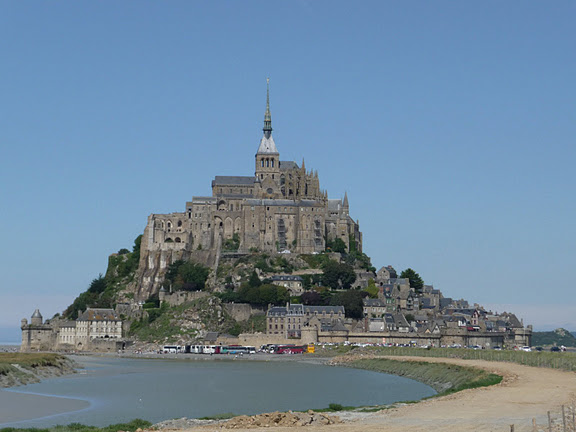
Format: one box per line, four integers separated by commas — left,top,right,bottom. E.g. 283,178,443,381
510,425,514,432
548,411,552,432
563,405,567,432
532,418,537,432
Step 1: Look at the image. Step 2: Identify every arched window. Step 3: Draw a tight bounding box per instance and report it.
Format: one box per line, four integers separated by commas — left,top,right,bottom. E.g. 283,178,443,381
271,159,274,167
261,159,264,167
177,220,182,227
266,159,270,167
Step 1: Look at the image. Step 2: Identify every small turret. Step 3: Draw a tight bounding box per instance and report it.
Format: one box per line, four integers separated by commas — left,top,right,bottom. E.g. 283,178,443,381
31,309,43,326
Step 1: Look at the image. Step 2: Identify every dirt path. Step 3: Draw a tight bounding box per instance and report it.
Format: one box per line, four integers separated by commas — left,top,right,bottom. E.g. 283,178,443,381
174,356,576,432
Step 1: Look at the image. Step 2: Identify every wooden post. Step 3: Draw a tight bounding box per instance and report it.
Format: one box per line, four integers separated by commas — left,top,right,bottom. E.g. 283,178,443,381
572,405,575,432
563,405,567,432
548,411,553,432
510,425,514,432
532,418,537,432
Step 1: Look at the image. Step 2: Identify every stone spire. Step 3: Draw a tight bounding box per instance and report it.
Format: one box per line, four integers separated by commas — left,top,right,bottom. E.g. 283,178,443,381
256,78,278,154
343,192,349,209
263,77,272,139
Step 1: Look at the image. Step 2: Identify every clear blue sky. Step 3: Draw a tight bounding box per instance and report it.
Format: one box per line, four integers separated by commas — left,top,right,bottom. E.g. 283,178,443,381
1,1,575,339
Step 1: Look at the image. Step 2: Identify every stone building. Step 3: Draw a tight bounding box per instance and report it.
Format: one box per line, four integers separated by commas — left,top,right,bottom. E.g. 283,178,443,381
136,82,362,299
269,275,304,295
21,308,124,352
266,303,345,338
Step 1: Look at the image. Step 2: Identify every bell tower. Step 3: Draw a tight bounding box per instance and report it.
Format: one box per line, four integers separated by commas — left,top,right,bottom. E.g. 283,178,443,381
255,78,280,188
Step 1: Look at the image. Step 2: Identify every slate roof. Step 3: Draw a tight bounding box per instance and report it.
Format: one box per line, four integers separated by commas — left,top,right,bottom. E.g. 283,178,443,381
420,298,436,309
267,304,345,317
327,200,342,211
363,298,386,307
77,308,120,322
270,275,303,282
257,136,278,154
204,332,219,342
279,161,299,170
439,298,453,309
191,196,217,204
212,176,255,186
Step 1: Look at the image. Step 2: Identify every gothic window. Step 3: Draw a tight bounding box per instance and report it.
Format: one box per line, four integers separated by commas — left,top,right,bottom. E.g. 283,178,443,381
177,220,182,227
266,159,269,167
261,159,265,167
271,159,274,167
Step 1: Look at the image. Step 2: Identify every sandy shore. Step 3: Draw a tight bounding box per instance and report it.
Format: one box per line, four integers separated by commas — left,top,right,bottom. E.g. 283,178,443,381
0,390,90,424
173,356,576,432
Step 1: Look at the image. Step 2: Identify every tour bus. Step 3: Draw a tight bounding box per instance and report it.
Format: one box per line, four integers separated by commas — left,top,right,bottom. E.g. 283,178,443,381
184,345,204,354
202,345,221,354
273,344,306,354
220,345,256,355
162,345,181,354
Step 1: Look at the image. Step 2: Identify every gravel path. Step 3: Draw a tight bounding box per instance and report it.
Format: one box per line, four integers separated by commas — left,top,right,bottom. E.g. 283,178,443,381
156,356,576,432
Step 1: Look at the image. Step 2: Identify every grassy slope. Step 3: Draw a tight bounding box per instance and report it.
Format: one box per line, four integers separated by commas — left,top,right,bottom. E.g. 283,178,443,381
0,353,69,376
532,329,576,347
316,345,576,372
345,357,502,395
0,419,151,432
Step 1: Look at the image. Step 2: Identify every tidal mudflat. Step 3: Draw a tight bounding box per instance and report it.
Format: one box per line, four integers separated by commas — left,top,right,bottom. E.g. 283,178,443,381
0,354,435,427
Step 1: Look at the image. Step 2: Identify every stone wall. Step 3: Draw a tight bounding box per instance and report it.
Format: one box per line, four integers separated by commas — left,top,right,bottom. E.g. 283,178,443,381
223,303,263,322
160,290,210,306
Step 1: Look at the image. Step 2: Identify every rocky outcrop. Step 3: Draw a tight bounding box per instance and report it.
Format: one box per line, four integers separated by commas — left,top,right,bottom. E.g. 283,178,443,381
220,410,342,428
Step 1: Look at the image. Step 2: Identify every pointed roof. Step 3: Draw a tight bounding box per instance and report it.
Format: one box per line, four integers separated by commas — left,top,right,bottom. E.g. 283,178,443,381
343,191,349,208
257,136,278,154
257,78,278,154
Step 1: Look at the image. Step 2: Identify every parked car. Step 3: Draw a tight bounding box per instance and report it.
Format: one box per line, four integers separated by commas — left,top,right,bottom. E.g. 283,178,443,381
550,346,561,352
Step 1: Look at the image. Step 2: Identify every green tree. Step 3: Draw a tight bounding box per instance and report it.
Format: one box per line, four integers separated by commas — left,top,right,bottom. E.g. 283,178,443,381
400,268,424,293
87,274,106,294
63,275,107,319
237,282,289,306
331,238,347,253
248,270,262,288
322,260,356,290
331,290,363,319
165,260,210,291
300,290,323,305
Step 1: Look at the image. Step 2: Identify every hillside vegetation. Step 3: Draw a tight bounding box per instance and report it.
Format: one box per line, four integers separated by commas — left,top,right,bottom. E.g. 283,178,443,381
532,328,576,347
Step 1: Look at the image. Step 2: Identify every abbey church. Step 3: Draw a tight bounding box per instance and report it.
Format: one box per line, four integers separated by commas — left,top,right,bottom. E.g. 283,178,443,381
137,82,362,297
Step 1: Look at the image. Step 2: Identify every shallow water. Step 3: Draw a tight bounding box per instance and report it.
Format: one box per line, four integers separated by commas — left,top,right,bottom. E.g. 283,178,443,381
0,355,435,427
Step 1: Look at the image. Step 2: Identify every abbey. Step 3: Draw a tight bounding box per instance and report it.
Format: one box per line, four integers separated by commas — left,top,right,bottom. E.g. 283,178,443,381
137,83,361,297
